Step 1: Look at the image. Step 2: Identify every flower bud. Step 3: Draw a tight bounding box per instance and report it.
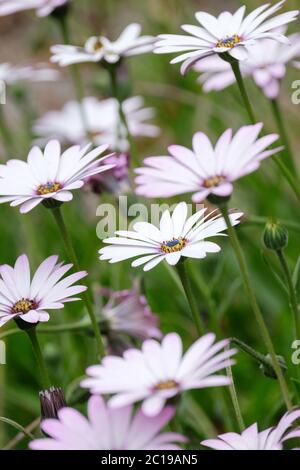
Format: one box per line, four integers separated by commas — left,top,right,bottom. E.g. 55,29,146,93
259,354,287,380
39,386,66,420
263,219,288,251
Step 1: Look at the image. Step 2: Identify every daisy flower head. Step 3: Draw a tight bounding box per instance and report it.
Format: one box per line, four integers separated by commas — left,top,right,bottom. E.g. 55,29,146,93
99,202,242,272
51,23,155,67
135,124,281,203
0,0,70,17
194,27,300,99
202,409,300,450
0,140,115,214
30,395,186,450
154,1,299,74
99,281,161,341
33,96,159,151
81,332,236,417
0,254,87,328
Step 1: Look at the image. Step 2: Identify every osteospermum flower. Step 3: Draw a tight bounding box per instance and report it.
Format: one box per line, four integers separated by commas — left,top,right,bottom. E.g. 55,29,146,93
85,153,130,196
0,0,69,17
99,202,242,271
81,332,236,417
51,23,155,66
33,97,159,152
195,27,300,99
0,140,114,214
135,124,281,203
99,282,161,340
154,1,299,74
0,254,87,328
202,409,300,450
30,395,186,450
0,63,59,85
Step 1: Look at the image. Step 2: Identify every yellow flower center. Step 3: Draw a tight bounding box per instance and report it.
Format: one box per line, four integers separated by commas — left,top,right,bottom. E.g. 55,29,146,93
161,237,187,254
12,298,36,314
37,182,62,196
216,35,241,49
154,380,178,391
92,38,103,52
203,175,225,188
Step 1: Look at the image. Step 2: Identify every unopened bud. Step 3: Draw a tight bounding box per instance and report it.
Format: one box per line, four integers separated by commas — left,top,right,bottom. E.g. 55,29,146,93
263,219,288,251
260,354,287,380
39,386,66,420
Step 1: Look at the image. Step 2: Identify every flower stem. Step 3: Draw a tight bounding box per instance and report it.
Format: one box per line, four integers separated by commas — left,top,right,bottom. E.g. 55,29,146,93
0,417,34,441
276,250,300,343
25,328,51,390
229,59,300,203
220,204,293,410
271,99,296,173
51,206,106,359
176,262,205,336
230,60,256,124
107,65,139,165
225,345,245,433
0,106,14,156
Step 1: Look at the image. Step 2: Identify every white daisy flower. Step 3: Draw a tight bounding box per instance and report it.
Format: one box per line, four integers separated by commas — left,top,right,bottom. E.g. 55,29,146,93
51,23,155,66
0,0,69,17
154,1,299,74
81,332,237,417
0,254,87,328
0,63,59,85
0,140,114,213
33,96,160,151
99,202,242,271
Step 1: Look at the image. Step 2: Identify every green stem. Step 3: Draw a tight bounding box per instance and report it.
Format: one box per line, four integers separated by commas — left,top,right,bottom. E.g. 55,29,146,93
0,417,34,442
51,206,106,359
245,216,300,234
0,106,14,156
271,99,296,173
230,60,256,124
107,66,139,165
26,328,51,390
176,262,205,336
276,250,300,342
220,204,293,411
225,346,245,433
272,155,300,203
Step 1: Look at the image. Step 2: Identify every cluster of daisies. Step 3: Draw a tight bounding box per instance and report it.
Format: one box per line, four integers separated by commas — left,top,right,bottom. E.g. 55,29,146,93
0,0,300,451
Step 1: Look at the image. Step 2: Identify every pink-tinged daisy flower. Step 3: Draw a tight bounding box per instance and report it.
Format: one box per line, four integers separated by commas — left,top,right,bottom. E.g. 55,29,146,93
0,140,114,214
0,0,69,17
202,409,300,450
154,1,299,74
135,124,281,203
30,395,186,450
194,27,300,99
81,332,237,417
99,202,242,271
33,97,159,152
0,63,59,85
99,281,161,341
85,153,130,196
51,23,155,66
0,254,87,328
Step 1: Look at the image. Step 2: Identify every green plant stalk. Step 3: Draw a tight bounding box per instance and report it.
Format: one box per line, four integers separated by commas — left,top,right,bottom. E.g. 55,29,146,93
276,250,300,343
225,347,245,433
230,60,300,203
176,262,205,336
271,99,296,173
26,328,51,390
245,216,300,234
51,206,106,359
0,417,34,442
220,204,293,410
0,106,14,156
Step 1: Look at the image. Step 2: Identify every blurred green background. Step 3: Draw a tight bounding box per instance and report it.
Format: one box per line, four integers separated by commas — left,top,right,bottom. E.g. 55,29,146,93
0,0,300,449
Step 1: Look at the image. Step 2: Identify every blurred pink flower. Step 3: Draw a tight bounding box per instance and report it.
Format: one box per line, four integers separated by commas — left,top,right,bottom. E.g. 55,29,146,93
135,124,281,203
0,0,69,17
85,153,130,195
0,254,87,328
202,409,300,450
81,332,236,417
0,140,114,213
194,28,300,99
99,281,161,340
30,395,186,450
154,1,299,74
33,96,159,152
51,23,155,66
99,202,242,271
